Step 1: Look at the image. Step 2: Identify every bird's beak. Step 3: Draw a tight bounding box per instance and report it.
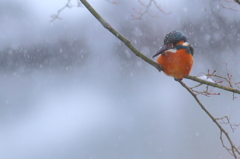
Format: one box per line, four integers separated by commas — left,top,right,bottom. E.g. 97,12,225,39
152,45,173,58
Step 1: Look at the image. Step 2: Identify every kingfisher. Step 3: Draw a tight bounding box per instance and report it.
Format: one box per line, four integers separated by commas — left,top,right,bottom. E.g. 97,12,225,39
152,30,194,80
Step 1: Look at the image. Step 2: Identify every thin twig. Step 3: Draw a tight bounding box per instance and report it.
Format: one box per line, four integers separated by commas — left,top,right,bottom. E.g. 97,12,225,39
51,0,82,22
132,0,153,19
185,75,240,94
78,1,240,157
215,115,240,132
219,0,240,11
132,0,171,19
79,0,240,94
50,0,72,22
178,80,239,158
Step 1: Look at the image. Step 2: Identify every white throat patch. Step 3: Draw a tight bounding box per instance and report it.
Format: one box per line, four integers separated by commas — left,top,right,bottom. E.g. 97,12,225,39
166,49,177,53
165,42,189,53
183,42,189,46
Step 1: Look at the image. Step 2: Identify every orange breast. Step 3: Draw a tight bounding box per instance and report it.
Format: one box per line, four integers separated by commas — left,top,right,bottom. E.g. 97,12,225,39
156,49,194,79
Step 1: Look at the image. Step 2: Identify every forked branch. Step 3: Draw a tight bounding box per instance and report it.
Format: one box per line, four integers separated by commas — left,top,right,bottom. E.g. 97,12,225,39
50,0,82,22
132,0,171,19
79,0,239,158
178,80,240,158
79,0,240,95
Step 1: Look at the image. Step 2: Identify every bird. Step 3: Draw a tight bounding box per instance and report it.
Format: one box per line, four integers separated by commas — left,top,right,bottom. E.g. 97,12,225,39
152,30,194,80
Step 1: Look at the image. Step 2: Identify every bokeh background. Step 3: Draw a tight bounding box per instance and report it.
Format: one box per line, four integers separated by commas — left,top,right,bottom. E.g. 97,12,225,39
0,0,240,158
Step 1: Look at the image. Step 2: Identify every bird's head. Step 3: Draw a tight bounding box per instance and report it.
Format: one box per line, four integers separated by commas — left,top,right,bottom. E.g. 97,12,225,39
152,30,190,58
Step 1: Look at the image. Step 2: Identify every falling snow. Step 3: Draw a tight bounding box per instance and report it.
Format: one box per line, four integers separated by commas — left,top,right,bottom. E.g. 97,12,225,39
0,0,239,159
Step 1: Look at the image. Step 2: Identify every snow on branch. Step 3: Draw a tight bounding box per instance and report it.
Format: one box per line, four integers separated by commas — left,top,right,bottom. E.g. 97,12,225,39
219,0,240,11
72,1,240,158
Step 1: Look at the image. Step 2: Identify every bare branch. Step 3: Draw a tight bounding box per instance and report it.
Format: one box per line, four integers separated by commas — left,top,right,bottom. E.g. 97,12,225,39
215,115,240,132
79,1,240,157
72,1,240,95
219,0,240,11
190,84,221,97
189,65,240,99
152,0,171,14
178,80,240,158
132,0,171,19
185,75,240,94
50,0,82,22
79,0,162,71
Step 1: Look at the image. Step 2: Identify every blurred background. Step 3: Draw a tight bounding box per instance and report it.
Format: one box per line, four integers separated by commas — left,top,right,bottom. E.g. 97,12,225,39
0,0,240,158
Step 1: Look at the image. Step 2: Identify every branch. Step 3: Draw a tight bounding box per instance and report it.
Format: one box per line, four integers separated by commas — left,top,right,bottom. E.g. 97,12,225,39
178,81,240,159
80,0,162,72
219,0,240,11
215,115,240,132
80,0,240,95
132,0,171,19
185,75,240,94
50,0,82,22
178,80,240,158
79,0,239,158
